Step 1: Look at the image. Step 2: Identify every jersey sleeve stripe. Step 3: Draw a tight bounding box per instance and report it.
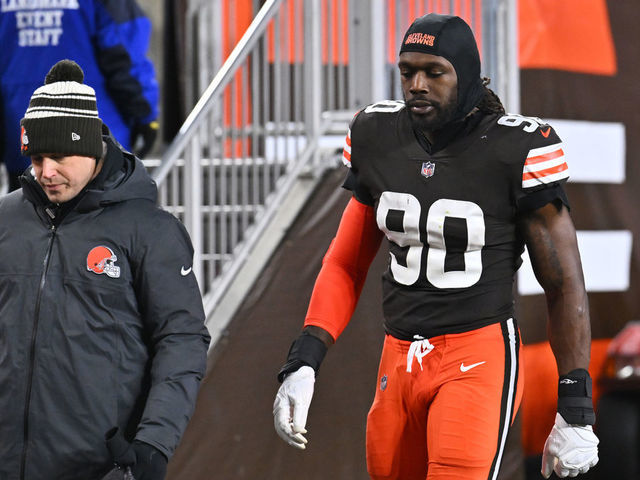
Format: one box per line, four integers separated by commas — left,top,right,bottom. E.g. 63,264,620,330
342,128,352,168
523,162,568,181
524,147,564,166
526,142,564,158
522,167,570,189
522,141,569,188
523,154,566,176
343,149,352,166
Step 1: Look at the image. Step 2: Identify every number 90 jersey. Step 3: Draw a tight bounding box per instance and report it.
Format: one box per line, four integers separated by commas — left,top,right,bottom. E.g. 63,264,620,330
342,100,569,340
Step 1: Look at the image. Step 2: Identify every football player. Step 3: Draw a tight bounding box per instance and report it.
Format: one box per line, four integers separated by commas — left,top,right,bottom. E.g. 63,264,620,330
273,13,598,480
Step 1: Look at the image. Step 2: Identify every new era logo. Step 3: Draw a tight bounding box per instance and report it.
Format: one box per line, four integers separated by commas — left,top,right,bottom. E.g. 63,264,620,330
71,132,81,141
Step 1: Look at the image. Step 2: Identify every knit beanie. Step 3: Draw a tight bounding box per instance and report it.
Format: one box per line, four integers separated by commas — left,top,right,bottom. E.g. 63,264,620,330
20,59,103,159
399,13,485,122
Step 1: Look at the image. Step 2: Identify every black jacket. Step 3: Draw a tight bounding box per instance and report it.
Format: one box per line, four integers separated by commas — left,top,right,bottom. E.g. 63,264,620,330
0,138,210,479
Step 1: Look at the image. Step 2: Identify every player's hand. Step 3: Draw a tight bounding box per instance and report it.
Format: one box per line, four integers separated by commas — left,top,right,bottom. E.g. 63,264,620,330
130,121,158,159
273,365,315,449
541,413,599,478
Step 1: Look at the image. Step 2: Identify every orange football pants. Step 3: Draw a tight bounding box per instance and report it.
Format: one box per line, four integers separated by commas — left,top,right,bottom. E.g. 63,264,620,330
366,319,524,480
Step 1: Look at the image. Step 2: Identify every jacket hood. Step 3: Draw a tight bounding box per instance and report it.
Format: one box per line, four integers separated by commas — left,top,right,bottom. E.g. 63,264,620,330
76,137,157,212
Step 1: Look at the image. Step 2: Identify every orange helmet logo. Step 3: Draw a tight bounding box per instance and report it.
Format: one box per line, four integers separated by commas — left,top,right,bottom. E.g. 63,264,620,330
20,126,28,153
86,246,121,278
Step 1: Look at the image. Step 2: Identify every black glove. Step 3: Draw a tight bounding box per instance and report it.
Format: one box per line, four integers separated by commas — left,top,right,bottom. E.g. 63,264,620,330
130,441,168,480
129,121,158,158
106,428,167,480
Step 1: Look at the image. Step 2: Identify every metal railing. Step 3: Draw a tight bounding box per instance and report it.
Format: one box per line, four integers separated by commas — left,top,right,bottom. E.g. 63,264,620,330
152,0,518,322
155,0,292,289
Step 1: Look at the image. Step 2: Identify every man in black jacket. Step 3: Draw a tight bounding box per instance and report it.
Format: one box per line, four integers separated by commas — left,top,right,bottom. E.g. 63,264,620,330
0,59,210,479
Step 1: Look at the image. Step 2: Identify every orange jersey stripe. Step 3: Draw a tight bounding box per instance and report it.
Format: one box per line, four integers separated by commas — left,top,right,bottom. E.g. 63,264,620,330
522,162,568,181
525,148,564,166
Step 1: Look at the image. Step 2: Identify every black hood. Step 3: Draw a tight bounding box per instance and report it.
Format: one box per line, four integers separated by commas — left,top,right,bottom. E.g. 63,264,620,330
400,13,485,123
76,137,157,212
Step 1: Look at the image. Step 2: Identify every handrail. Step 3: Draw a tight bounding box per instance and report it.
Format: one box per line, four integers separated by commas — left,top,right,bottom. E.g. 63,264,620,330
203,134,319,314
153,0,285,185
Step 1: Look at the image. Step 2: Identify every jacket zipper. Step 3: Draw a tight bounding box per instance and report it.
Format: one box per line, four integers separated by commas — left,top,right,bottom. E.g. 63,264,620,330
20,221,57,480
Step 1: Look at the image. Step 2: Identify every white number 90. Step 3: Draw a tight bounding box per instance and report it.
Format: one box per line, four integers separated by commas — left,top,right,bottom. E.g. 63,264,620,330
376,192,485,288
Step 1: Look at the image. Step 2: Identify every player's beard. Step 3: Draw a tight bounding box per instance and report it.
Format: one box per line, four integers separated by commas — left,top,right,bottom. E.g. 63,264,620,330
405,96,458,134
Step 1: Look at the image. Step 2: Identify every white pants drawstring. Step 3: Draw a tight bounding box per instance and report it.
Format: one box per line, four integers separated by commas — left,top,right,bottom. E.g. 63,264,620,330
406,335,434,372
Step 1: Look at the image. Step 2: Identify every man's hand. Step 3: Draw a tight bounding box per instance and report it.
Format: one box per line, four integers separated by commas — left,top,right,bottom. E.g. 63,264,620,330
273,365,315,449
130,121,158,158
106,429,167,480
541,413,599,478
130,441,167,480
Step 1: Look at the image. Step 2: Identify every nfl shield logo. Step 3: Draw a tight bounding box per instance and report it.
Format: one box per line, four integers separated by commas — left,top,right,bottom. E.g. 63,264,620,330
380,374,388,391
421,161,435,178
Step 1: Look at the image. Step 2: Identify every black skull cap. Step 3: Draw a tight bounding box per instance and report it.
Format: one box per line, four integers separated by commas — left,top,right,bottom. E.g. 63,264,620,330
400,13,485,121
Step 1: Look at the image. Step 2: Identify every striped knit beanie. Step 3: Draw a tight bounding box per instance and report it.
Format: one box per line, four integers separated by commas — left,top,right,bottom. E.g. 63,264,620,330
20,59,103,159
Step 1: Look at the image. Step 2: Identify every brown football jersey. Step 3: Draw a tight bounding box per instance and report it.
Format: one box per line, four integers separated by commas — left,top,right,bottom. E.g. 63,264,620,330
342,100,569,340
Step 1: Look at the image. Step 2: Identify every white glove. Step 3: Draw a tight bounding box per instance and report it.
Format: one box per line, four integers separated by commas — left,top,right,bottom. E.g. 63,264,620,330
273,365,315,450
541,413,599,478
